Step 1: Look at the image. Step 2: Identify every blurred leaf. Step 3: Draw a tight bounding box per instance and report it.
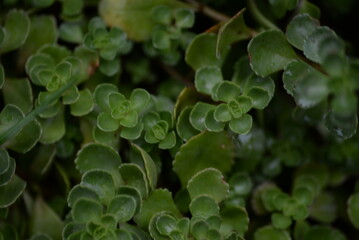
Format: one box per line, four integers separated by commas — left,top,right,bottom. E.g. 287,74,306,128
248,30,297,77
31,197,63,240
254,226,291,240
70,89,94,116
324,111,357,139
286,14,319,50
32,0,55,8
173,131,234,186
0,175,26,208
309,192,337,223
62,0,84,17
59,21,83,44
0,64,4,89
30,144,56,176
39,106,65,144
99,0,188,41
0,10,30,53
348,193,359,229
2,78,33,114
0,150,15,186
229,114,253,134
303,226,346,240
220,206,249,237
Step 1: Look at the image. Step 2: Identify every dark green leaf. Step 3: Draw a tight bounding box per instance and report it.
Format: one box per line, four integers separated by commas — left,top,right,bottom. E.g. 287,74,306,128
176,106,200,141
195,66,223,96
254,226,291,240
190,102,215,131
2,78,33,114
72,198,103,223
229,114,253,134
0,175,26,208
189,195,219,218
303,226,346,240
348,193,359,229
220,206,249,237
107,195,137,222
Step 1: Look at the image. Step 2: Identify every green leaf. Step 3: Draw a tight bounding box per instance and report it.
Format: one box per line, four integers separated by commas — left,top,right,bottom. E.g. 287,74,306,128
131,144,158,190
81,170,116,205
0,151,15,186
97,112,120,132
159,131,177,149
0,64,4,89
0,10,30,53
204,109,226,132
187,168,229,203
228,172,253,196
107,195,137,222
31,197,63,240
62,86,80,105
39,106,65,144
176,106,200,141
216,9,248,59
286,14,319,50
214,81,242,102
134,189,181,228
19,16,57,65
195,66,223,96
67,185,99,208
189,195,219,218
214,104,232,122
152,5,172,25
70,89,94,116
0,175,26,208
186,33,223,70
2,78,33,114
72,198,103,223
174,131,234,186
254,226,291,240
303,226,346,240
29,234,52,240
62,0,84,17
93,83,118,112
220,206,249,237
120,122,144,140
248,30,297,77
59,21,83,44
190,102,215,131
155,214,178,236
75,143,122,174
229,114,253,134
118,186,142,214
152,28,171,50
99,0,188,41
130,88,151,112
348,193,359,229
325,110,357,139
99,58,121,77
271,213,292,230
303,27,342,64
309,192,336,222
119,163,149,199
283,60,329,108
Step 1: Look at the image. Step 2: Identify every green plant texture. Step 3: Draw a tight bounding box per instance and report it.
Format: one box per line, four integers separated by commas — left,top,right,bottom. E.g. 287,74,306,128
1,0,359,239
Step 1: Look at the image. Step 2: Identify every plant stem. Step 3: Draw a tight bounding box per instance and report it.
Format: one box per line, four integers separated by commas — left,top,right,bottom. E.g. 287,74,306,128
186,0,230,22
0,77,78,146
247,0,279,30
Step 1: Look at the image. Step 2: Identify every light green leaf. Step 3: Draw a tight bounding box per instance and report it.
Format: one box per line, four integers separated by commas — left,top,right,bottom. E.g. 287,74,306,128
0,10,30,53
159,131,177,149
134,189,181,228
309,192,337,223
130,88,151,112
187,168,229,203
248,30,297,77
174,131,234,186
286,14,319,50
70,89,94,116
99,0,188,41
120,122,144,140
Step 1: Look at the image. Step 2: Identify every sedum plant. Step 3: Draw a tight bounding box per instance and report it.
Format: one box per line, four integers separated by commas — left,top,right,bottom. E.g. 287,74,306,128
1,0,359,239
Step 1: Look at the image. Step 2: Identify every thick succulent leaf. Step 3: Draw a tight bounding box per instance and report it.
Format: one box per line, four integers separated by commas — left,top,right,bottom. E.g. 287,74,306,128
67,185,99,208
134,189,181,228
186,33,223,70
254,226,291,240
120,122,144,140
72,198,103,223
229,114,253,134
31,197,63,240
131,144,158,190
214,104,232,122
130,88,151,112
324,111,357,139
189,102,216,131
243,75,275,110
0,104,24,136
119,163,149,199
93,83,118,112
248,30,297,77
187,168,229,203
97,112,120,132
173,87,199,119
176,106,200,141
75,143,122,174
0,10,30,53
228,172,253,196
285,14,319,50
70,89,94,116
0,175,26,208
303,226,346,240
189,195,219,218
19,16,57,65
174,131,234,186
158,131,177,149
216,9,248,59
348,193,359,229
39,106,65,144
62,86,80,105
214,81,242,102
2,78,33,114
118,186,142,214
0,151,15,186
81,170,116,205
99,0,187,41
59,21,83,44
303,26,342,64
283,60,329,108
148,213,173,240
107,195,137,222
195,66,223,96
204,109,226,132
220,206,249,237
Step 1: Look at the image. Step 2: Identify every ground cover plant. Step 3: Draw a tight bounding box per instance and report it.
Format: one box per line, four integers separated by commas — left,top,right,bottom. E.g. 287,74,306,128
1,0,359,239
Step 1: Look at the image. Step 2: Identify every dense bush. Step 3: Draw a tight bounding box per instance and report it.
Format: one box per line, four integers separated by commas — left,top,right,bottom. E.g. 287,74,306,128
1,0,359,239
